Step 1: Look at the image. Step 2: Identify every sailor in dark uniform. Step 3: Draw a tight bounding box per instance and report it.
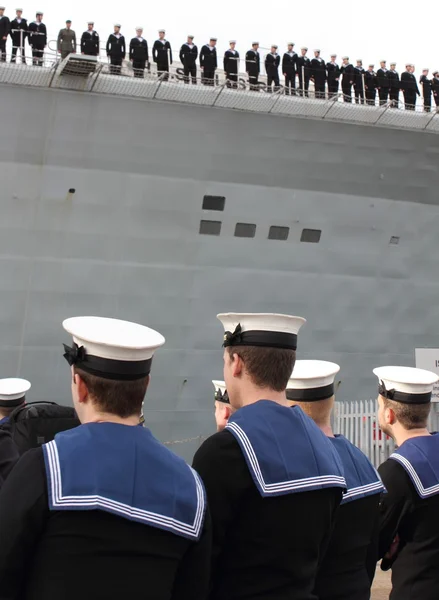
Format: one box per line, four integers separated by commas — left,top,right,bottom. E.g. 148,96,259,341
81,21,99,56
354,59,365,104
311,49,326,98
153,29,172,80
297,46,311,97
340,56,354,102
374,366,439,600
420,68,432,112
0,378,28,485
282,43,296,95
433,70,439,108
364,64,378,105
179,35,198,84
200,37,217,86
223,40,239,88
0,316,211,600
265,45,280,92
245,42,260,91
129,27,148,78
212,380,234,432
287,361,384,600
10,8,27,63
377,60,390,105
28,11,46,66
326,54,341,98
106,24,125,75
0,5,10,62
193,313,346,600
401,64,420,111
388,62,400,107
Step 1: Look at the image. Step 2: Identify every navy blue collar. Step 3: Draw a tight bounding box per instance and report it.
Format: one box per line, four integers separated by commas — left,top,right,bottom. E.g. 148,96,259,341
43,423,206,540
225,401,346,497
330,436,385,504
390,434,439,499
0,417,9,425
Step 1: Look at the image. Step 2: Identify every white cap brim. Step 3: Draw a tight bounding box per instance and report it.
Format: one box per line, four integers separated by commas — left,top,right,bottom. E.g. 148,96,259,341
212,380,227,394
0,378,31,401
373,366,439,395
287,361,340,391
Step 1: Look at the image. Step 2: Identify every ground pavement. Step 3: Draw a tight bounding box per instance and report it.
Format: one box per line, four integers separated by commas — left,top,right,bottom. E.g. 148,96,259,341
371,566,391,599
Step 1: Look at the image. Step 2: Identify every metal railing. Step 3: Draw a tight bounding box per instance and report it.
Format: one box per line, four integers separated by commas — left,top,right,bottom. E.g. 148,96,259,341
1,48,438,134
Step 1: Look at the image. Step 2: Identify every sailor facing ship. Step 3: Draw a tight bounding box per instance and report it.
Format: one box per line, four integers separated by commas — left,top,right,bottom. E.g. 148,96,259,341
375,366,439,600
212,380,234,431
287,361,384,600
0,316,211,600
0,378,27,485
193,313,346,600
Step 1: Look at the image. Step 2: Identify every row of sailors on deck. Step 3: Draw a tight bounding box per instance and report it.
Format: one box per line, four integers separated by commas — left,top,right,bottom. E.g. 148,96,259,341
0,313,439,600
1,10,439,109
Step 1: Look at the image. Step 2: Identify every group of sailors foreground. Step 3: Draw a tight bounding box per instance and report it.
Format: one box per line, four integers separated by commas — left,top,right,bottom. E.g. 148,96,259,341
0,314,439,599
1,9,439,111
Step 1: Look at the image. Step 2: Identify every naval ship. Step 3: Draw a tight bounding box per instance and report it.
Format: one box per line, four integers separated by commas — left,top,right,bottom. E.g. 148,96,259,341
1,49,439,460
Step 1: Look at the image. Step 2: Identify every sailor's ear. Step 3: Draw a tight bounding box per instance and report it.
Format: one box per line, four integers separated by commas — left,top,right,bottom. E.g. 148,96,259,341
73,371,89,404
231,352,243,377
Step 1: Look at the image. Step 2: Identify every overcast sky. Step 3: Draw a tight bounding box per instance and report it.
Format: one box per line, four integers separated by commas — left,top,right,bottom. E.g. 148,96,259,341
7,0,438,74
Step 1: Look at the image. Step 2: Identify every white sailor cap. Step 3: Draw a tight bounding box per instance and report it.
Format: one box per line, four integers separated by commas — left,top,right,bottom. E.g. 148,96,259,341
187,34,194,39
252,41,259,45
271,44,278,49
229,40,236,44
356,59,362,63
36,10,43,14
114,23,121,28
62,316,165,381
136,26,143,30
212,380,229,404
342,56,349,60
390,62,396,65
369,63,374,67
16,8,23,11
287,42,295,46
301,46,308,51
0,5,5,9
210,37,217,41
380,59,387,63
286,361,340,401
373,366,439,405
422,67,429,71
330,53,337,57
434,70,439,76
87,21,94,25
158,29,165,33
314,49,320,53
0,378,31,407
217,313,306,350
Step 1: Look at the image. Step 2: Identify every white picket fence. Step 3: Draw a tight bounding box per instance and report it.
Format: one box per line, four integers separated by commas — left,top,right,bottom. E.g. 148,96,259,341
333,399,439,468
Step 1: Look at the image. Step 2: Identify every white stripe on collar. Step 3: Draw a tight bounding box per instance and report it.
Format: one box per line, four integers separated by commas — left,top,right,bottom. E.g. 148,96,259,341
45,439,205,539
226,421,346,494
391,452,439,498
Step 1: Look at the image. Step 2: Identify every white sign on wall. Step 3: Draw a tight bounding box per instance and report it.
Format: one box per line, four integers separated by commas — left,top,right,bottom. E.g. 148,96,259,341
415,348,439,402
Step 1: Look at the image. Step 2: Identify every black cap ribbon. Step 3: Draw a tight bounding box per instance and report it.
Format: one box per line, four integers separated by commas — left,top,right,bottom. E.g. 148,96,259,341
223,324,242,347
63,342,86,366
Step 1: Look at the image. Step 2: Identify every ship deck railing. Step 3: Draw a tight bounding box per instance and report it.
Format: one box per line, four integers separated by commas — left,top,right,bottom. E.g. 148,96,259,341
1,49,438,135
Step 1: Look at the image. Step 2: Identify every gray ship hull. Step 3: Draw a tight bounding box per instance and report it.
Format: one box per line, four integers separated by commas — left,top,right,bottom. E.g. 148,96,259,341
1,84,439,459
